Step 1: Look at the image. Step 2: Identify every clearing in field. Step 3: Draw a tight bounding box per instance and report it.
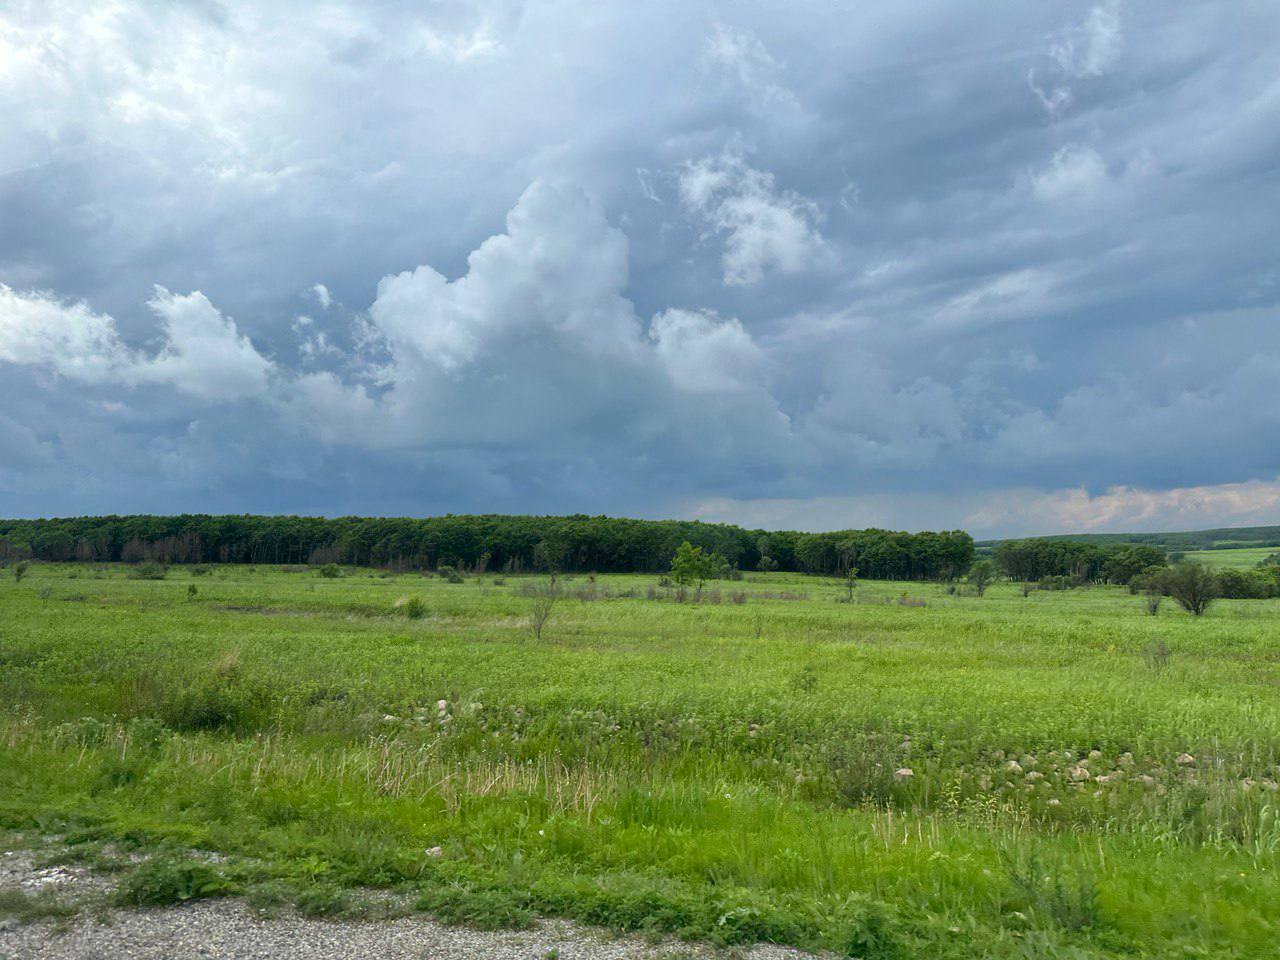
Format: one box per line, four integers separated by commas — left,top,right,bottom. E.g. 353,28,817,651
2,564,1279,959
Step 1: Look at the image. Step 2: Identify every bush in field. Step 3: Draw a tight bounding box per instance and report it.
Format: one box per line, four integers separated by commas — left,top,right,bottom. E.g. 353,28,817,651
401,596,427,619
1129,566,1166,615
841,565,858,603
966,559,995,596
317,563,343,578
129,561,168,580
1216,568,1280,599
437,565,465,584
13,560,30,583
161,680,245,733
148,653,259,734
1037,575,1077,591
1162,562,1218,616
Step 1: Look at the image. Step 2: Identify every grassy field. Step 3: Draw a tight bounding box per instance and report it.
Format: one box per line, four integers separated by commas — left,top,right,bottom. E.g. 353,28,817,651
2,563,1279,958
1183,547,1278,570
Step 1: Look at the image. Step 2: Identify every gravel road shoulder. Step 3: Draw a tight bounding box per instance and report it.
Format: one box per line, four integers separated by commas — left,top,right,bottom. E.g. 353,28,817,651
0,848,821,960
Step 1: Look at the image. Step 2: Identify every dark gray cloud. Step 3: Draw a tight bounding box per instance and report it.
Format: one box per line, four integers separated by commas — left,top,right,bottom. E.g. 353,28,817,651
2,1,1279,536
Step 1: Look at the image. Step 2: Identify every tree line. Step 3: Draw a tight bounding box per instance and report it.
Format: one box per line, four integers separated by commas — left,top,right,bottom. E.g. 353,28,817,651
976,537,1280,609
0,514,974,581
991,538,1168,584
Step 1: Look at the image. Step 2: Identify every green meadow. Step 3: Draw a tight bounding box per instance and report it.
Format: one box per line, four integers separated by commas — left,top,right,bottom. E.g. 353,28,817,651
3,563,1279,958
1183,547,1279,570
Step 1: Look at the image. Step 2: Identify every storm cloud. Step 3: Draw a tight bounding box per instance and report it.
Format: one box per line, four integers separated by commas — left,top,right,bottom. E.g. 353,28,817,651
2,1,1278,536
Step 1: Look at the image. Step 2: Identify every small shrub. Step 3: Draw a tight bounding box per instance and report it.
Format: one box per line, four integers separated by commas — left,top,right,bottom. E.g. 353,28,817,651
13,560,30,583
186,584,198,601
129,562,168,580
294,882,351,918
153,653,256,734
417,884,534,930
530,586,557,641
1037,575,1075,591
437,565,465,584
161,680,244,732
317,563,343,579
966,559,995,597
828,893,902,960
190,565,211,576
115,855,233,906
401,596,427,619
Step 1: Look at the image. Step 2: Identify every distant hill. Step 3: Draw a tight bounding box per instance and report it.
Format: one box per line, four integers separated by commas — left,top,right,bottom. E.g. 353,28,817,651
977,524,1280,553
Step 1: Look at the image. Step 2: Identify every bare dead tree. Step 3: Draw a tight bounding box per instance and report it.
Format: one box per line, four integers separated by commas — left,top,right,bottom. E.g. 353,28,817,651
529,582,557,640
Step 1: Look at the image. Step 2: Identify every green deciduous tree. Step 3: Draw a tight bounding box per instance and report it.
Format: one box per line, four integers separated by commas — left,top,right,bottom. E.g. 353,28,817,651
670,541,722,601
967,559,996,597
1162,562,1218,616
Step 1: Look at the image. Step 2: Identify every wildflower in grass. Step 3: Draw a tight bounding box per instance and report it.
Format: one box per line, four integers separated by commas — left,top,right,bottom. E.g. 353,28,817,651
1026,771,1044,782
1047,798,1061,806
894,767,913,781
1068,766,1091,782
1005,760,1023,774
425,846,443,858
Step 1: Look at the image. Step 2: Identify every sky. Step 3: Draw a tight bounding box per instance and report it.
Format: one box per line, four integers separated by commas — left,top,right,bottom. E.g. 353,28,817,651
1,0,1279,538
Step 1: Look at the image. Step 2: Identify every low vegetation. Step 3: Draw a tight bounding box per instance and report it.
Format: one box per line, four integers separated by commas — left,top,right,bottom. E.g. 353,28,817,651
1,560,1278,958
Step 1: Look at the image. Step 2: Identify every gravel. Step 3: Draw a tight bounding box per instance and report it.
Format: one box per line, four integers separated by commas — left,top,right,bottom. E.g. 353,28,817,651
0,850,821,960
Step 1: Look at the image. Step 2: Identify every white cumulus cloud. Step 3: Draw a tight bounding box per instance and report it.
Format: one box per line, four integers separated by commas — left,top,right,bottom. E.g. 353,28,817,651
679,150,826,285
0,284,272,401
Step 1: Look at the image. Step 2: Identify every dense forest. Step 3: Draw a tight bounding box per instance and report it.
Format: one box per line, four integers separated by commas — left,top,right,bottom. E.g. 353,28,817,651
992,538,1167,584
0,514,975,580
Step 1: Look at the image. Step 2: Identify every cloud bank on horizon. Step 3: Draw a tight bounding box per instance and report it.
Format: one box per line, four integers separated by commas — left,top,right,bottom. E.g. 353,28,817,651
1,0,1278,538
